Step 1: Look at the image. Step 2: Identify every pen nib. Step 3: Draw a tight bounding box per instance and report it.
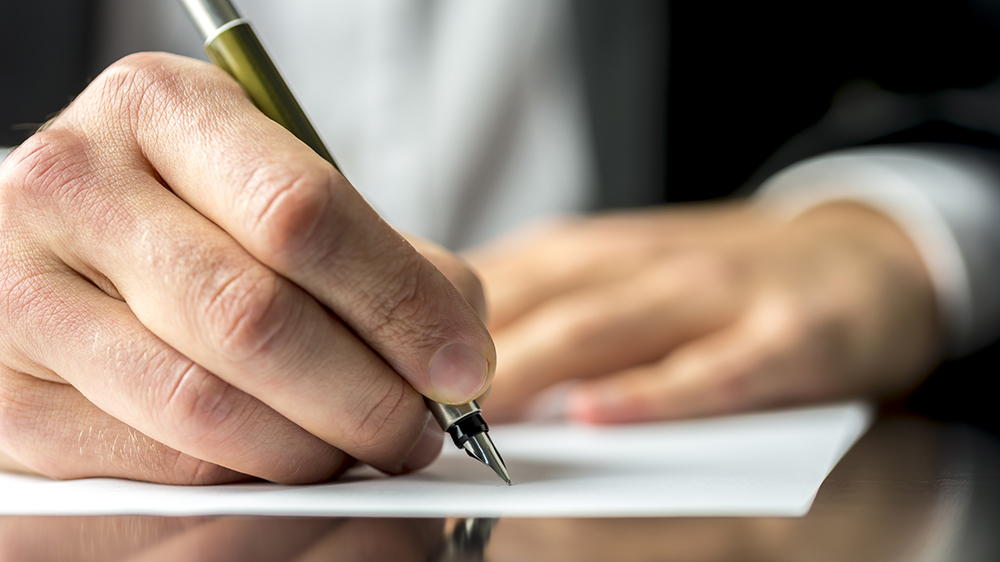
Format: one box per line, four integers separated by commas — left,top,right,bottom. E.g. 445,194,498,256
463,432,512,485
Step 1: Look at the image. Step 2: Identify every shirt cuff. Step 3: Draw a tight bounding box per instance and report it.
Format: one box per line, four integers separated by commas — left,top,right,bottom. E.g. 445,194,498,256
754,146,1000,356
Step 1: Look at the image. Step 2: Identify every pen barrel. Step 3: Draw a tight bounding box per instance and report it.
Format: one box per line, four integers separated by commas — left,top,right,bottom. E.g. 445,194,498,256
204,22,339,170
178,0,240,39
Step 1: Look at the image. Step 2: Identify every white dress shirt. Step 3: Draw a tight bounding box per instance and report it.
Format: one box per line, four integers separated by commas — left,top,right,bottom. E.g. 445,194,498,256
87,0,594,250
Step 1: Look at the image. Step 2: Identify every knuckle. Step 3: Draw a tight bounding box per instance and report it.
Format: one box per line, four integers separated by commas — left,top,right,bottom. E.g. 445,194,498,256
752,298,810,353
92,53,182,127
244,164,334,266
91,52,239,139
0,129,92,211
197,264,294,363
767,306,850,374
104,51,179,81
159,359,242,445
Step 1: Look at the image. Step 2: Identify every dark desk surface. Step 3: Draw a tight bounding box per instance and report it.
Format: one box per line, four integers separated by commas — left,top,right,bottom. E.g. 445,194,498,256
2,415,999,562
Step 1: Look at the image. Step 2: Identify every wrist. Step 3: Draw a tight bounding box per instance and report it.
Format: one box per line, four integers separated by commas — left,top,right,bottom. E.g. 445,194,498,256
783,201,943,392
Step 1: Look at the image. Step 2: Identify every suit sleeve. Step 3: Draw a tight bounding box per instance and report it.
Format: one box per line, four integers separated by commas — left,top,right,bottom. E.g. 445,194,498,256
755,145,1000,356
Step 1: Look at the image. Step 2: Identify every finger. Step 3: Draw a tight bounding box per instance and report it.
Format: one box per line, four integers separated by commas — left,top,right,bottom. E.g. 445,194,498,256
566,297,831,423
0,365,246,484
63,53,493,405
0,251,348,482
465,206,771,330
465,217,654,330
485,254,744,417
403,233,487,321
10,126,436,473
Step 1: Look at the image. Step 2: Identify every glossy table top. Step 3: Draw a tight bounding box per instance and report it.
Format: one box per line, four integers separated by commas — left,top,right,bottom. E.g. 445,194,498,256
2,415,998,562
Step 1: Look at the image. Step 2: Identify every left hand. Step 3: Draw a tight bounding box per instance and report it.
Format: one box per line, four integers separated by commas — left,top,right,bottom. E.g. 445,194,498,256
465,202,942,423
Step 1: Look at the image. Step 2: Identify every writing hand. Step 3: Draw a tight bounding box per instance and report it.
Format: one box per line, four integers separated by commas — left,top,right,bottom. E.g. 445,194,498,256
0,53,494,483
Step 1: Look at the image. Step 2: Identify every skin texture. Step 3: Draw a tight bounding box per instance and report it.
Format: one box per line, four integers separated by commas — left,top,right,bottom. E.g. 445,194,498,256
467,202,942,423
0,53,495,484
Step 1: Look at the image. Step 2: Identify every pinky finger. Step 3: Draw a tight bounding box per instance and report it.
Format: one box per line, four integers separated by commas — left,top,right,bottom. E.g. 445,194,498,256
0,366,245,485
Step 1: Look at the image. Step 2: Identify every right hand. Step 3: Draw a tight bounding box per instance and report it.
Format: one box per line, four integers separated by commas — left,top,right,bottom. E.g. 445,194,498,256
0,52,495,484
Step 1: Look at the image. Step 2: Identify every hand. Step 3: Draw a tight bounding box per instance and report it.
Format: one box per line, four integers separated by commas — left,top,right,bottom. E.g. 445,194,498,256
0,53,495,484
466,202,940,423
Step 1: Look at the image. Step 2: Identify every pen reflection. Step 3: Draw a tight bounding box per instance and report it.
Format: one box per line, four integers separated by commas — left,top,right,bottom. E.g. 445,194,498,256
1,417,997,562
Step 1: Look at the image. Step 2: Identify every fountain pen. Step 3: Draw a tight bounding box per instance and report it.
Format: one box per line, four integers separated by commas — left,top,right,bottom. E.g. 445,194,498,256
178,0,511,486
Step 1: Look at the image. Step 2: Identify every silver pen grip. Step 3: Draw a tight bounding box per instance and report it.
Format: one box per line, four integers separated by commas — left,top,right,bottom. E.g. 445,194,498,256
426,399,492,450
426,400,482,430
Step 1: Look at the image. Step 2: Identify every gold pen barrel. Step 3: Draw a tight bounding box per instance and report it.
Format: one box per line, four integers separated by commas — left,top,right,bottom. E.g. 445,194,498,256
204,23,338,170
179,0,511,486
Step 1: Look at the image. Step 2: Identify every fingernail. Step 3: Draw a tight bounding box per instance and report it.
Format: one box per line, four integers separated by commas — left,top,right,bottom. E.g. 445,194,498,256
429,342,489,403
401,414,444,472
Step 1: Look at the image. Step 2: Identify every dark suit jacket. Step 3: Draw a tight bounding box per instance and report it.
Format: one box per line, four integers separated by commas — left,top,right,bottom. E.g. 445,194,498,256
3,0,999,431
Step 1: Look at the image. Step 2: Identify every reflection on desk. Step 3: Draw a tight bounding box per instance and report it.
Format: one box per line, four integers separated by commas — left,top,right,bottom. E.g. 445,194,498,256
1,416,998,562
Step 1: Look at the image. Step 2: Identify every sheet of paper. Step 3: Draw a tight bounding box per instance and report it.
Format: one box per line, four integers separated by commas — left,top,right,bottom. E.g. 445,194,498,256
0,401,871,517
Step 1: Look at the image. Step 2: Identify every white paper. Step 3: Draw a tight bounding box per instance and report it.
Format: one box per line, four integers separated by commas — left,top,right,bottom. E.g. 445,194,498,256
0,401,871,517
